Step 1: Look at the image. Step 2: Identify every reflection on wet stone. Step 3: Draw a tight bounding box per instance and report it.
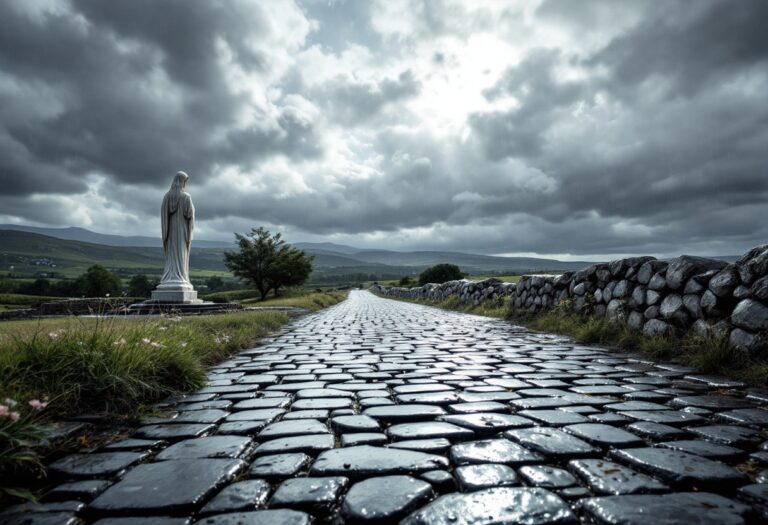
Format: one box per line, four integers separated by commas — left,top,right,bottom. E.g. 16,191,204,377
44,291,768,523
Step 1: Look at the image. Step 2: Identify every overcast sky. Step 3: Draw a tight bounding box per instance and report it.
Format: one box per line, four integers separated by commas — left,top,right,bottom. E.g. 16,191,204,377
1,0,766,259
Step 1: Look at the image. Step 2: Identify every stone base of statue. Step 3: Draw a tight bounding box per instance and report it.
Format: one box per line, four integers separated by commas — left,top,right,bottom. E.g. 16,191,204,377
150,280,202,304
124,279,242,315
125,300,242,315
150,289,201,303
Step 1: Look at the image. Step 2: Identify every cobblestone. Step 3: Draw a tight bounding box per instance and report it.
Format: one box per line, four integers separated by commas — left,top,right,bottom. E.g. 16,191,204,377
29,290,768,523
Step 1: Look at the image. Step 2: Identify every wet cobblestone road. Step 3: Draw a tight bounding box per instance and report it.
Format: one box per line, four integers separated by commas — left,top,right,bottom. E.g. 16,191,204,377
6,290,768,524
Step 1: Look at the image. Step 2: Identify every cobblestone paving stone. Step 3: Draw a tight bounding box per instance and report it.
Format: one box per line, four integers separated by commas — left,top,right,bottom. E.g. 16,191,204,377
5,290,768,524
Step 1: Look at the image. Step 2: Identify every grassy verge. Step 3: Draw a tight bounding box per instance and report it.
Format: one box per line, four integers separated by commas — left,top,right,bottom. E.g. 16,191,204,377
0,294,61,311
201,289,262,302
202,288,348,309
242,290,348,310
376,292,768,386
0,311,290,419
0,294,62,306
516,309,768,386
375,293,511,319
0,291,350,501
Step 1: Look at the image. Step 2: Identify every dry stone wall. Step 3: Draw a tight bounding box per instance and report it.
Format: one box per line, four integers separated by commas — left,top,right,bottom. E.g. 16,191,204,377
372,244,768,354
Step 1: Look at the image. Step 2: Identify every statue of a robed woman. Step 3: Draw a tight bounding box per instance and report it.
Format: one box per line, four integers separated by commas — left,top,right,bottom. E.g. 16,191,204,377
151,171,200,303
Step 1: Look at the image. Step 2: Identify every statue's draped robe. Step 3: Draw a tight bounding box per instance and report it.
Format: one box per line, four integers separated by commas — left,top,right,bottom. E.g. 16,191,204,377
160,190,195,287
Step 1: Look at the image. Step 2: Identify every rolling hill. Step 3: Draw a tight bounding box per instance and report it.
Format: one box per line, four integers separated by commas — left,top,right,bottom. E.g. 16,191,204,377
0,229,229,278
0,227,598,283
0,224,233,248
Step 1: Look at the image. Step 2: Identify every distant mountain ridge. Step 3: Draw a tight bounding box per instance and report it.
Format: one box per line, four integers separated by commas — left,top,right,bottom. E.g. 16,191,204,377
0,224,233,248
0,226,598,276
0,226,741,281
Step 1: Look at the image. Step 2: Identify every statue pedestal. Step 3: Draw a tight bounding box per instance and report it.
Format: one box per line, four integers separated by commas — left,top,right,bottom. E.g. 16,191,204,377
150,289,201,303
150,281,202,304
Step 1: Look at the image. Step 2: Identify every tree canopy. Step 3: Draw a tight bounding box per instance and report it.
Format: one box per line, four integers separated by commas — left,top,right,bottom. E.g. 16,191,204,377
128,274,157,298
418,263,465,286
223,227,314,300
75,265,123,297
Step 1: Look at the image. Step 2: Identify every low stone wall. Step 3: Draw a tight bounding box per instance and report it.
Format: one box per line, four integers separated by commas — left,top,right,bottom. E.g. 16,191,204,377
372,244,768,354
0,298,140,320
374,278,517,305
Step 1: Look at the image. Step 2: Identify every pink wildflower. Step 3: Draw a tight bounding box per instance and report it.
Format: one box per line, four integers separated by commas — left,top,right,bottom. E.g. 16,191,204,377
29,399,48,410
0,405,8,417
10,412,20,422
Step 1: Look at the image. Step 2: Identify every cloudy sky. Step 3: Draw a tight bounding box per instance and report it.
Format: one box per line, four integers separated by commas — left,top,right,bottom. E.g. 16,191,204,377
1,0,766,260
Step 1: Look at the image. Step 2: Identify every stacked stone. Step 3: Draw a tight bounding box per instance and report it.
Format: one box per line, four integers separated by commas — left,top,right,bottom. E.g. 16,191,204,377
373,279,516,306
374,244,768,354
512,274,571,313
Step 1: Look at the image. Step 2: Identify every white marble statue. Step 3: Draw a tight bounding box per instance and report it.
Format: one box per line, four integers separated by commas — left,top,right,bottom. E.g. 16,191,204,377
151,171,200,303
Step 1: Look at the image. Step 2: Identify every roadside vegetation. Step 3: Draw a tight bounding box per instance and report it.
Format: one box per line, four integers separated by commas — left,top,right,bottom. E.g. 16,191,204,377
367,273,525,289
376,292,768,386
0,309,289,499
202,287,348,310
513,306,768,385
379,294,512,319
0,311,290,419
0,283,348,501
242,290,348,310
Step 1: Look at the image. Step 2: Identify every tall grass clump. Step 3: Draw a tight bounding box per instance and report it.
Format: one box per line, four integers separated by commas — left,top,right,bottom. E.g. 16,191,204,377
511,302,768,385
376,292,511,319
1,323,203,415
0,310,290,418
0,309,292,502
383,291,768,385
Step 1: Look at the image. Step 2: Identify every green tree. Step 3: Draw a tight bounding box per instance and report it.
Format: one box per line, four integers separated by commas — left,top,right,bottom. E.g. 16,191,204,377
267,246,313,297
17,278,52,296
398,276,414,287
128,274,156,298
224,227,314,300
74,265,123,297
418,263,465,286
0,276,14,293
205,275,226,292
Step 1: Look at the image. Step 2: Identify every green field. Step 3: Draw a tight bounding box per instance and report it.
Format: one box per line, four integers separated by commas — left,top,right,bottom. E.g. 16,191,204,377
362,274,525,288
201,288,348,310
0,293,62,312
0,229,228,279
1,229,594,290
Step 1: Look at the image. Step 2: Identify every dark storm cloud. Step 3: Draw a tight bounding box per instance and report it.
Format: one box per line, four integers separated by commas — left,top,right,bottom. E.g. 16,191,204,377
470,49,587,160
465,0,768,255
1,0,767,258
0,0,318,197
316,70,421,125
591,0,768,98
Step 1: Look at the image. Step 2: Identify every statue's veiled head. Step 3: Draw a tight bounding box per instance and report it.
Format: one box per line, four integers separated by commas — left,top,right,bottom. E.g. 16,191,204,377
170,171,189,192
